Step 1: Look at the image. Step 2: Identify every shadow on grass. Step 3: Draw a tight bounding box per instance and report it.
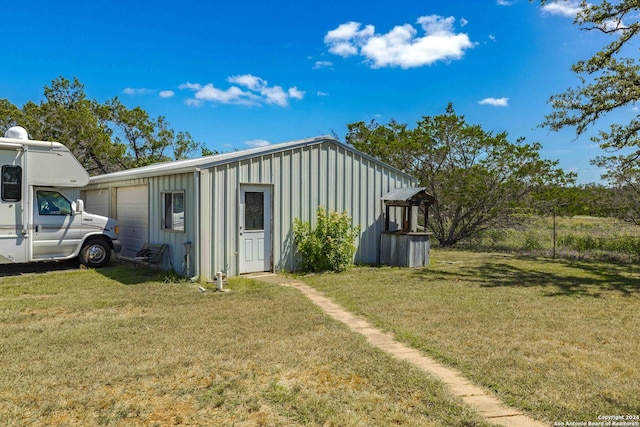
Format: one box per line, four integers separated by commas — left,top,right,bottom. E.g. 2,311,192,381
0,260,80,277
97,262,169,285
420,255,640,297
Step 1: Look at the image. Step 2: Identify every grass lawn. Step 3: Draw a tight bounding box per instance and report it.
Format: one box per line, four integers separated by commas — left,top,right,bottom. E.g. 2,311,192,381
300,249,640,424
466,215,640,262
0,266,489,427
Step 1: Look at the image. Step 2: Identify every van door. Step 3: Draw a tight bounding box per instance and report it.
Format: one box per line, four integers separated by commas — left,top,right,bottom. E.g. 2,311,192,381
31,189,83,259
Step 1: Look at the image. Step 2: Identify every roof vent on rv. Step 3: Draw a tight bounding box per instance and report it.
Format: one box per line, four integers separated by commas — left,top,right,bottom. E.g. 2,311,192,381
4,126,29,140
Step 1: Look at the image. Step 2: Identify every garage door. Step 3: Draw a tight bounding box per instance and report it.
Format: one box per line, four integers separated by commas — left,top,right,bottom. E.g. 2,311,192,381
84,189,110,217
117,185,149,258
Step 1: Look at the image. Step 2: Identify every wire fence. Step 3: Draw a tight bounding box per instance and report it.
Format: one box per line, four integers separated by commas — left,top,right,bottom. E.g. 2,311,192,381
450,216,640,263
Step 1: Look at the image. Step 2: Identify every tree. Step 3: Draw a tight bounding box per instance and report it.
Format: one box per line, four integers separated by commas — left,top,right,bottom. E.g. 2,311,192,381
537,1,640,192
23,77,129,174
347,104,574,246
103,97,202,168
0,76,206,174
0,99,25,131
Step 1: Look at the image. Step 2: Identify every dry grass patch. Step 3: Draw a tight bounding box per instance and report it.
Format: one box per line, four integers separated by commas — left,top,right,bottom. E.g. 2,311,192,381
0,266,489,426
300,249,640,424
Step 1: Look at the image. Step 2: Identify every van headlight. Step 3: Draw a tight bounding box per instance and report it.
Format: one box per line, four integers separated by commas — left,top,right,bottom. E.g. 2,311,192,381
114,226,119,235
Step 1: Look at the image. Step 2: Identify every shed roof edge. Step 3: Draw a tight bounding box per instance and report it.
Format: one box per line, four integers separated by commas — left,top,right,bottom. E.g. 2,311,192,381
89,135,418,184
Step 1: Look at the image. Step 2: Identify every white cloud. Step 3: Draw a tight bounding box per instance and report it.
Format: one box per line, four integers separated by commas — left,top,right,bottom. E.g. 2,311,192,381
124,87,176,98
260,85,288,106
324,21,375,57
317,91,329,97
179,82,258,106
313,60,333,69
288,87,305,100
245,139,270,147
542,2,620,29
479,97,509,107
417,15,455,34
324,15,474,69
179,75,304,107
460,17,469,27
329,41,358,57
541,1,583,17
228,74,265,91
497,0,514,6
488,34,496,42
123,87,153,95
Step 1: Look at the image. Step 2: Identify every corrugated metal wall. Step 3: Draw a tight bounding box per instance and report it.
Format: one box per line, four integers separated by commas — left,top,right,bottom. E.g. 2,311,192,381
57,187,81,201
83,139,415,279
84,174,195,275
148,172,195,276
82,177,148,220
205,141,415,277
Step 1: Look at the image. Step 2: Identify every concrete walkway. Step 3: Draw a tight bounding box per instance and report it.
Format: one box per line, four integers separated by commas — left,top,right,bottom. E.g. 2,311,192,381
246,273,548,427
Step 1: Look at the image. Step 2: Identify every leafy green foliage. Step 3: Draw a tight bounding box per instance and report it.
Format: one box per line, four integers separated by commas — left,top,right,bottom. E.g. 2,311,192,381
558,233,640,258
529,183,640,224
0,76,208,175
347,103,573,246
537,0,640,194
293,207,360,272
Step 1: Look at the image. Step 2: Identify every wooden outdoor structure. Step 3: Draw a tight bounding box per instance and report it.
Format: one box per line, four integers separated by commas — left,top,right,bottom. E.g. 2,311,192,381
380,187,435,268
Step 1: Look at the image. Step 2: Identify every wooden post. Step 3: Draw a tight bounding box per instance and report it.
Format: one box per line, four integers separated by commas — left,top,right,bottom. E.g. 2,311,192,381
384,204,390,232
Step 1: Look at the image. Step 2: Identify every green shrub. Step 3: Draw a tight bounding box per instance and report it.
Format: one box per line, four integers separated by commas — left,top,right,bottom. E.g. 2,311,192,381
522,231,543,250
559,233,640,259
293,207,361,273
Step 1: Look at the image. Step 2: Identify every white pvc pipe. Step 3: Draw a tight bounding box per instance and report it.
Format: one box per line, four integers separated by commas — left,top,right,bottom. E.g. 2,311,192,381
216,271,223,291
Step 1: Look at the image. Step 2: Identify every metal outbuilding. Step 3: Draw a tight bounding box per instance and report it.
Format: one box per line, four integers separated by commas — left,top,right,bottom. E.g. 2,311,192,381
82,136,418,280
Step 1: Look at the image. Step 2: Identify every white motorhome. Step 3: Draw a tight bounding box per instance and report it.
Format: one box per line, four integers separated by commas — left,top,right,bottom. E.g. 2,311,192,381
0,126,121,268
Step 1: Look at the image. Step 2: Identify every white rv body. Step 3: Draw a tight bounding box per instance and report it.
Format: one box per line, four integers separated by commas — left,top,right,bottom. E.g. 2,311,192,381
0,127,121,267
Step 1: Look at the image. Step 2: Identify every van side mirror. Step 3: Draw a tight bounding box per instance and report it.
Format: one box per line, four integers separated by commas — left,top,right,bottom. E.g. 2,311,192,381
74,199,84,213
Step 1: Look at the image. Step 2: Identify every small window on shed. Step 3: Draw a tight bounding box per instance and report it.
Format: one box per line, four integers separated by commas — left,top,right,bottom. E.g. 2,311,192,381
2,165,22,202
162,191,185,232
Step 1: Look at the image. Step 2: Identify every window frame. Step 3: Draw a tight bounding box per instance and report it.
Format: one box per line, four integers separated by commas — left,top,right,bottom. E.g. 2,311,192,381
36,190,72,216
161,190,185,232
1,165,22,202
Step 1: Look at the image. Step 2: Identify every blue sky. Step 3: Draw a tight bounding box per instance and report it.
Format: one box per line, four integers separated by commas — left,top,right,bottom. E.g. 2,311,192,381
2,0,635,183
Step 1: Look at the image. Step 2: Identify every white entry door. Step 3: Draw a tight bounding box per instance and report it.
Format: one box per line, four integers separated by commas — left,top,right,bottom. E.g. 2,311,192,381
239,185,271,274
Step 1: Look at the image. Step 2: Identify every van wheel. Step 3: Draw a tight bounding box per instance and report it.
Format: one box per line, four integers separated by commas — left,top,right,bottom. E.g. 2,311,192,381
79,239,111,268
